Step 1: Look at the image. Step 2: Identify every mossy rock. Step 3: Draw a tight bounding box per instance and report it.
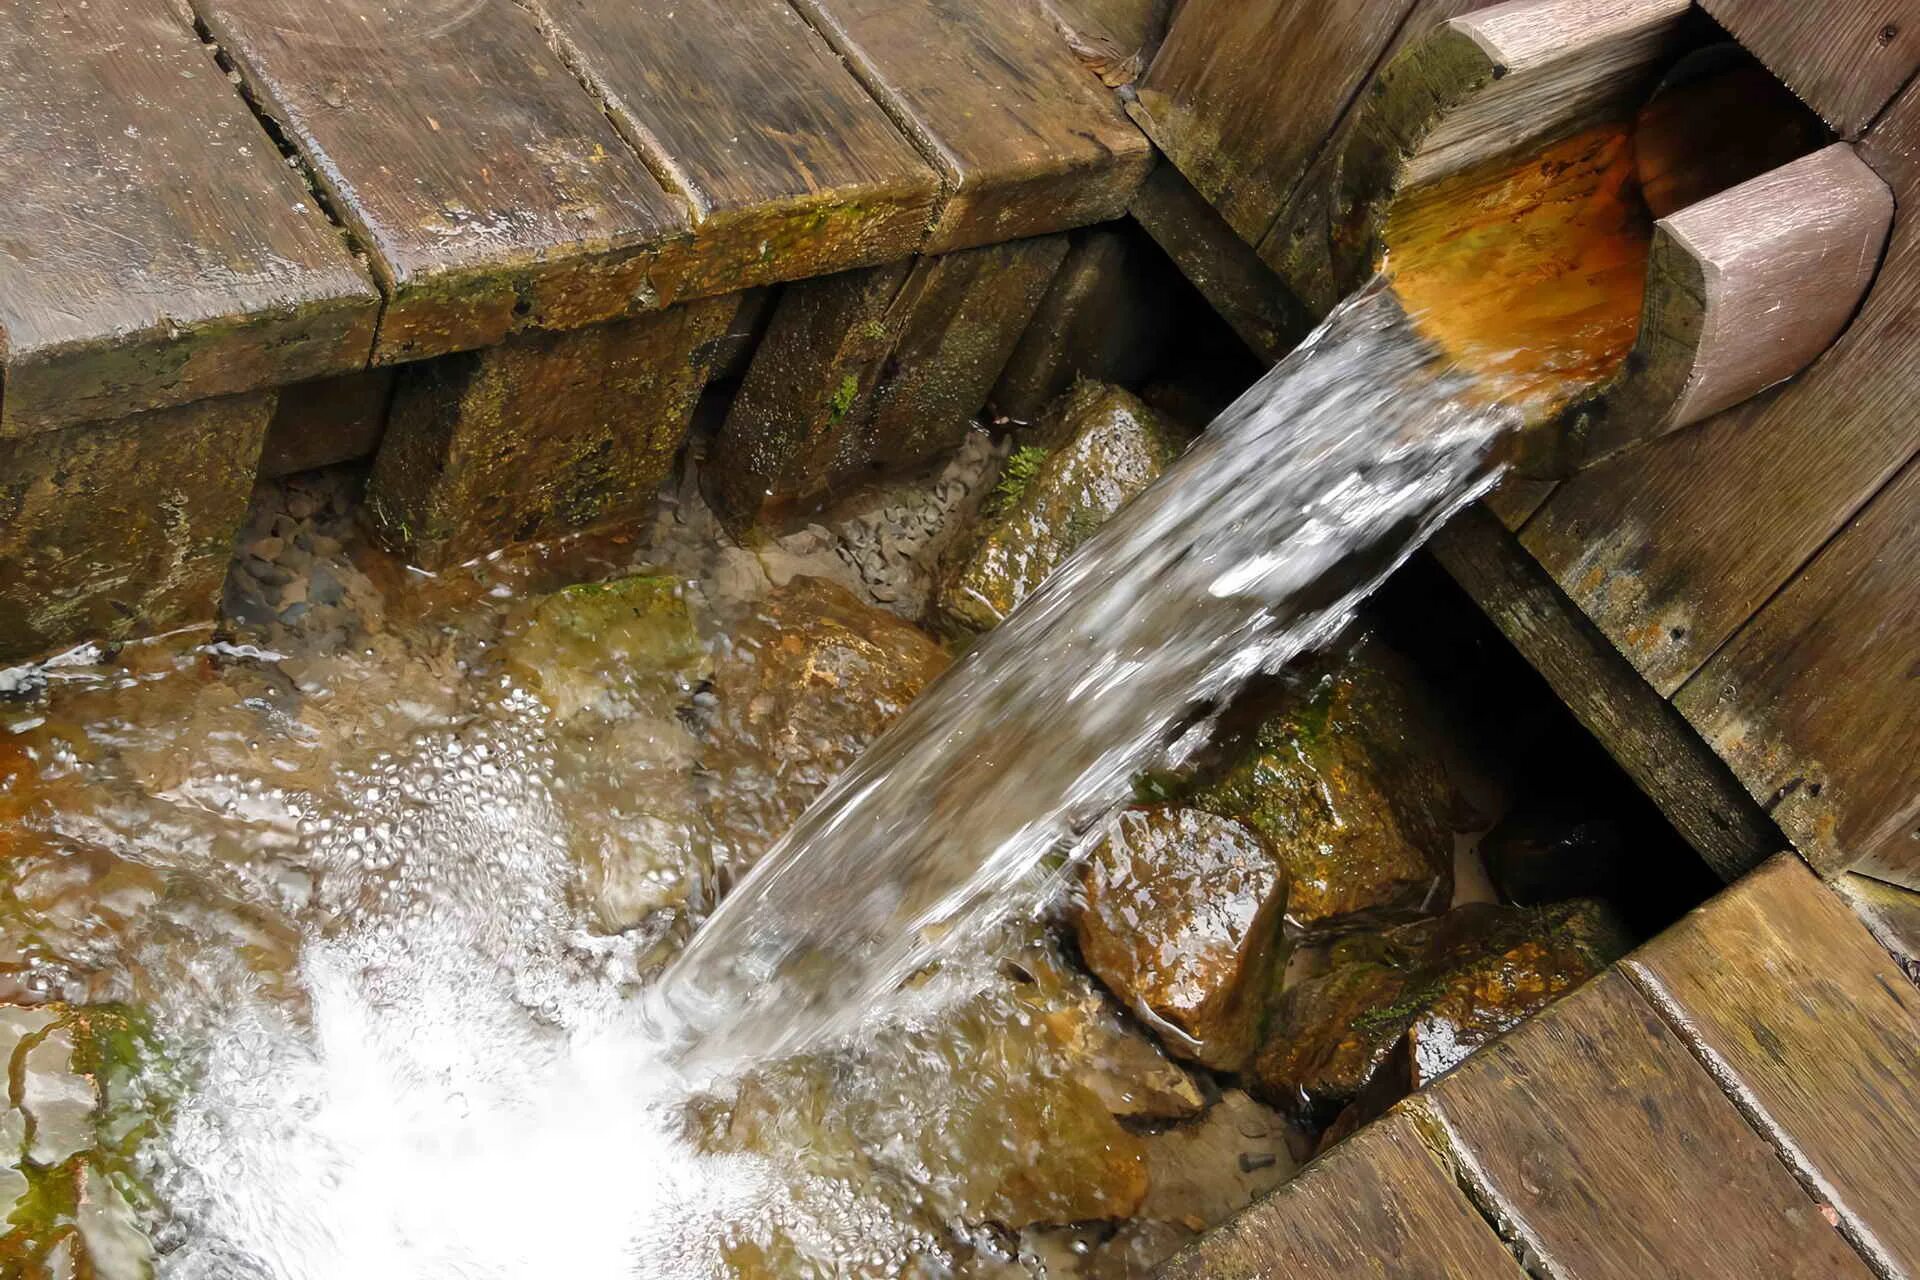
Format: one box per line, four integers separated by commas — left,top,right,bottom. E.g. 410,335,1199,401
503,572,708,721
939,383,1183,633
1193,643,1456,935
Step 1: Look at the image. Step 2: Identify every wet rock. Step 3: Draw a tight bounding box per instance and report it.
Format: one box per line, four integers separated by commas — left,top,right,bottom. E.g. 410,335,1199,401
1072,807,1288,1072
1250,900,1629,1128
1194,644,1456,935
939,384,1182,633
503,573,708,722
1479,798,1630,906
1139,1090,1298,1231
702,576,951,875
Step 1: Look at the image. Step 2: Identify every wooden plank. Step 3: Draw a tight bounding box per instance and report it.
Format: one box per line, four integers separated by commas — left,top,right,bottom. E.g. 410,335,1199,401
1520,79,1920,696
1482,478,1556,532
1039,0,1173,88
0,0,377,436
1256,0,1497,316
0,394,275,663
1673,456,1920,885
1834,872,1920,984
1419,971,1876,1280
1429,505,1780,881
366,296,739,568
789,0,1153,254
1624,854,1920,1278
1160,1108,1525,1279
258,369,396,478
1128,163,1313,363
192,0,691,364
1700,0,1920,138
1132,0,1420,245
524,0,940,296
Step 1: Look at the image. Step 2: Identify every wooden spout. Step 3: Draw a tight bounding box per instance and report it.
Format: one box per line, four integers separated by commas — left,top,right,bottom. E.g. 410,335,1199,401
1334,0,1895,476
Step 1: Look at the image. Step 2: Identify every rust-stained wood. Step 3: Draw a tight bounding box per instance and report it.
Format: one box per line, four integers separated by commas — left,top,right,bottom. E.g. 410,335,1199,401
991,227,1172,423
1257,0,1499,317
1536,143,1893,474
1700,0,1920,138
789,0,1152,253
192,0,690,365
1128,164,1313,363
0,0,377,437
259,370,396,479
1334,0,1690,294
1133,0,1420,246
523,0,939,296
1160,1108,1524,1279
1418,970,1875,1280
1429,505,1779,880
366,297,738,568
1673,456,1920,886
1624,854,1920,1278
1520,80,1920,695
0,393,275,663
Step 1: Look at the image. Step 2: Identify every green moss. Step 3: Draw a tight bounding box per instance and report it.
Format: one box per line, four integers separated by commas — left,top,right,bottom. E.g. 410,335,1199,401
984,445,1051,519
827,373,862,426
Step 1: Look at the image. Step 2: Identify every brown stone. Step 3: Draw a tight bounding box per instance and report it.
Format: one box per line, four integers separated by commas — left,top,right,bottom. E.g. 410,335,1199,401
702,577,951,873
366,296,739,568
1194,644,1456,934
940,383,1184,634
1139,1089,1298,1231
1250,900,1630,1130
0,392,274,663
1073,806,1288,1072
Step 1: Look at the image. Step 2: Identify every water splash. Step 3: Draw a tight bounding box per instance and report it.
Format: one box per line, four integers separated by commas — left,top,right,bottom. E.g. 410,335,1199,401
658,280,1516,1068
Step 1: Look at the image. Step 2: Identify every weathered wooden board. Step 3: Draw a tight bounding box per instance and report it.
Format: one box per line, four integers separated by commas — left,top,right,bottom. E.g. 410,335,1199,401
366,297,739,568
1160,1108,1525,1279
192,0,690,364
1673,456,1920,886
1520,79,1920,696
525,0,939,296
1132,0,1420,245
1625,854,1920,1278
1256,0,1498,316
0,394,274,662
1429,505,1780,881
258,370,396,479
1039,0,1173,88
1128,164,1313,363
991,227,1171,423
1482,478,1556,532
1419,971,1875,1280
1700,0,1920,138
1834,872,1920,984
789,0,1152,253
0,0,377,437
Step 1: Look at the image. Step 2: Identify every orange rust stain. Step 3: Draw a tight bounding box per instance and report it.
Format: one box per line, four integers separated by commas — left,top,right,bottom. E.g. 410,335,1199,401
1384,124,1652,418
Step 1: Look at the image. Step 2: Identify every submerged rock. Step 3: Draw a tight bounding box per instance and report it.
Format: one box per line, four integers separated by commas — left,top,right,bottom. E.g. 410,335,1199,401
1194,644,1456,935
1139,1089,1298,1231
503,572,708,722
1249,899,1629,1128
1072,807,1289,1072
939,383,1182,633
703,576,951,875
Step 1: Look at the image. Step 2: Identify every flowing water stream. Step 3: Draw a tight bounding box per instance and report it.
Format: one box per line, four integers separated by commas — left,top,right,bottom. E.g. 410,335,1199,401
0,278,1520,1278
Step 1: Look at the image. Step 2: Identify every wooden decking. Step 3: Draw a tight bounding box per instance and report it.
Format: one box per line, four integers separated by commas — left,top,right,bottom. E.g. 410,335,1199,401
1169,854,1920,1278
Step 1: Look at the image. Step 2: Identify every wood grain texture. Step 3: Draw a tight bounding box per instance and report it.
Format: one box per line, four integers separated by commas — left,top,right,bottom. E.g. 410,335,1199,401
259,369,396,478
1430,505,1779,881
192,0,690,364
1256,0,1498,317
789,0,1152,253
1625,854,1920,1278
1834,872,1920,984
0,393,274,663
1128,163,1313,363
1420,970,1876,1280
1133,0,1420,245
0,0,377,436
1521,80,1920,696
1161,1108,1525,1279
1482,478,1557,531
366,296,738,568
1038,0,1173,87
1700,0,1920,138
524,0,939,295
1673,456,1920,885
